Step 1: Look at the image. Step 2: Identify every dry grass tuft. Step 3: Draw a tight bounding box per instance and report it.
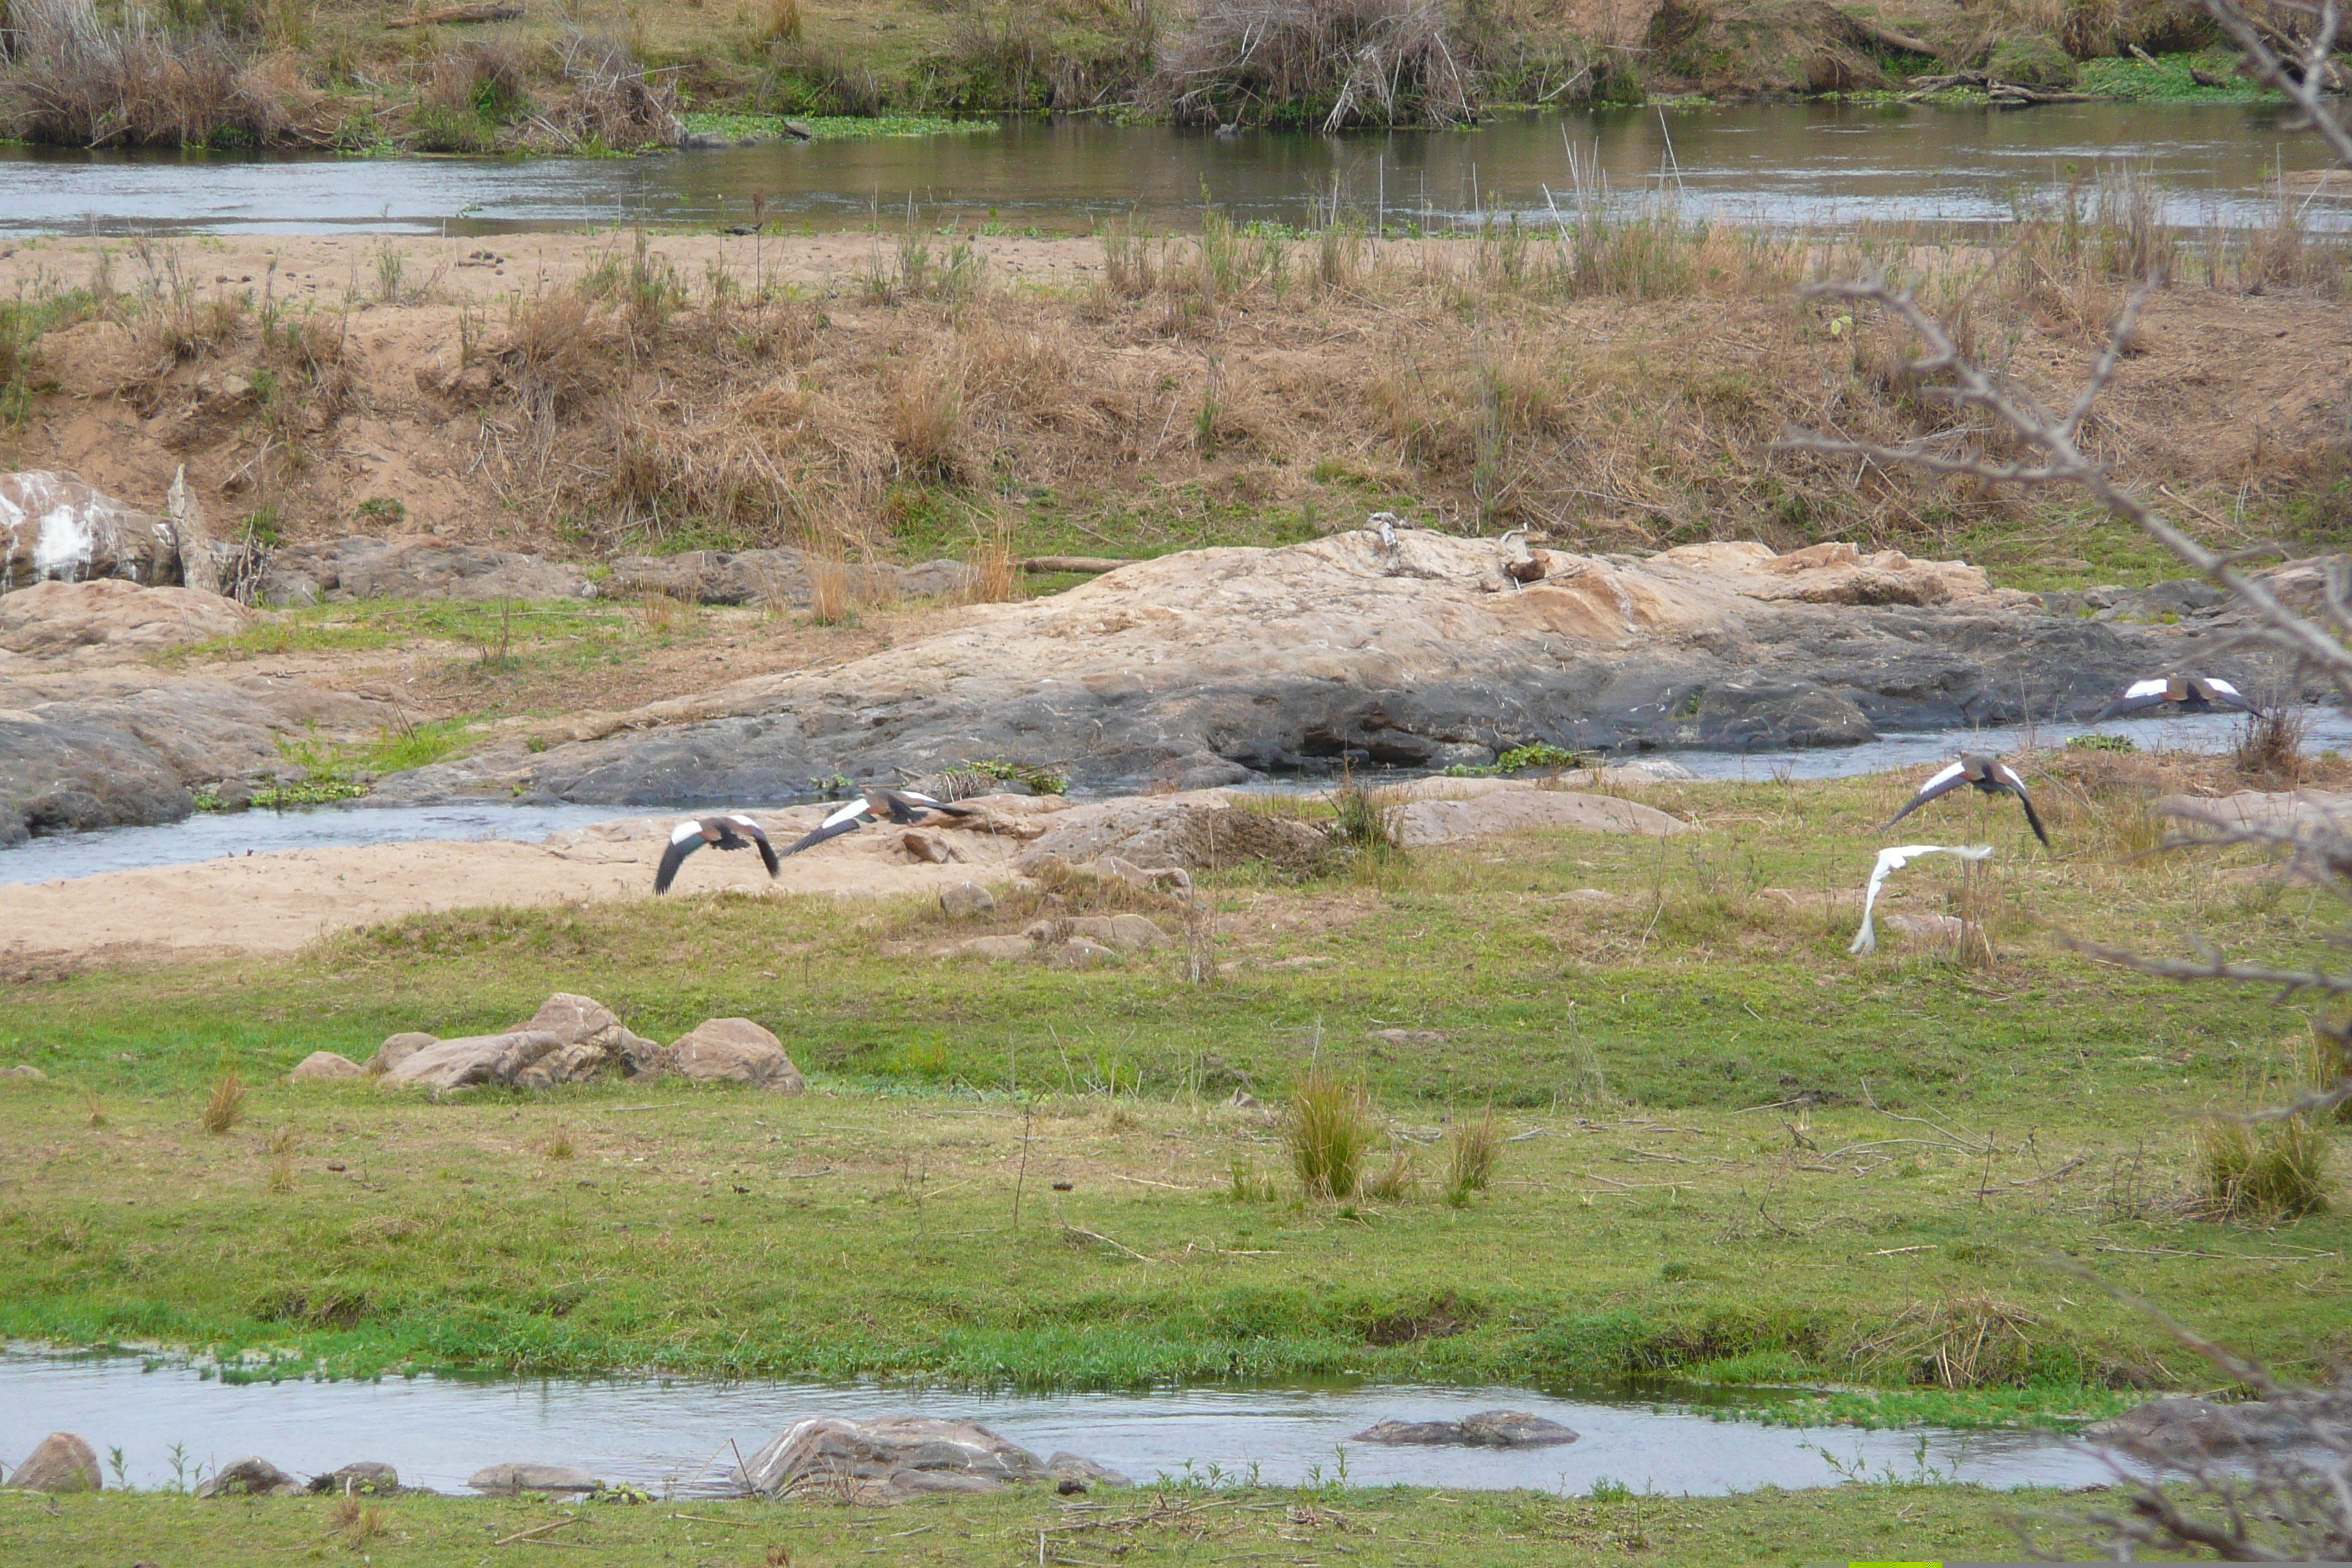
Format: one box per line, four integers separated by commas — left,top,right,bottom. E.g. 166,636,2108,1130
266,1123,296,1156
2190,1116,2332,1224
550,26,681,151
542,1123,576,1160
1862,1297,2040,1389
1285,1060,1376,1199
1365,1146,1417,1200
1227,1156,1278,1202
965,508,1025,605
2234,705,2308,784
886,361,965,482
1444,1107,1500,1204
266,1153,295,1194
202,1071,246,1135
82,1088,105,1129
761,0,804,45
1156,0,1475,131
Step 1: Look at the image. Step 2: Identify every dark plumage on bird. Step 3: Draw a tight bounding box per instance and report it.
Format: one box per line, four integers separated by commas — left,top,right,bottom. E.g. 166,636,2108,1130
654,814,783,895
1885,753,2050,847
780,788,976,858
2092,675,2256,723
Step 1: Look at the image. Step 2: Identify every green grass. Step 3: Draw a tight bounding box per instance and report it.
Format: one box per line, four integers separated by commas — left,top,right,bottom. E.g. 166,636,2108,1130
0,1480,2136,1565
1,774,2344,1406
2075,53,2283,104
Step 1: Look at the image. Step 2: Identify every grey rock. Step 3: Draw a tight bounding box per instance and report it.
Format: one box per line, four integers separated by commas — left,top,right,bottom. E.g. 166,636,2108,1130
309,1461,400,1495
742,1414,1063,1504
1,471,177,590
2080,1395,2345,1455
1046,1453,1131,1489
197,1456,302,1497
468,1462,603,1495
1353,1411,1577,1448
520,992,666,1082
669,1017,804,1093
5,1432,100,1492
951,935,1033,962
384,1030,566,1091
1428,742,1498,769
598,548,975,608
262,535,592,607
382,996,665,1090
938,881,997,918
4,1064,47,1079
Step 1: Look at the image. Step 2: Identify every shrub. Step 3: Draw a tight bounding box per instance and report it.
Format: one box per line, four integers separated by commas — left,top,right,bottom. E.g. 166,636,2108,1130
2191,1116,2331,1224
1285,1062,1375,1199
1154,0,1476,131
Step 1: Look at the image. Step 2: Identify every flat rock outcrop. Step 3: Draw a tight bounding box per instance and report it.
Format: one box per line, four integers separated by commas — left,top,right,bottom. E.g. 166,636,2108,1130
468,1462,602,1494
601,547,974,607
262,535,595,606
743,1414,1119,1504
379,531,2247,809
0,579,252,660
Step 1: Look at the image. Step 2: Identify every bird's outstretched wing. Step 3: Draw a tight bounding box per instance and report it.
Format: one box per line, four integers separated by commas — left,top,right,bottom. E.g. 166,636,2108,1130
1884,761,1969,830
1989,763,2052,848
2198,677,2257,714
782,798,870,857
729,814,782,877
2093,678,2176,723
654,821,706,894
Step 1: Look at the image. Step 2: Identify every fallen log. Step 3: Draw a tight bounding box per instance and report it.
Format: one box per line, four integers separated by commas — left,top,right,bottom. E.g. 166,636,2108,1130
387,3,522,27
1987,80,2095,102
1020,556,1133,575
1842,11,1936,56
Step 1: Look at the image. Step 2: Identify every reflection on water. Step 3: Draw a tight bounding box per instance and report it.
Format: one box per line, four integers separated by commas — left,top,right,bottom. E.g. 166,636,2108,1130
0,1352,2117,1496
0,103,2332,236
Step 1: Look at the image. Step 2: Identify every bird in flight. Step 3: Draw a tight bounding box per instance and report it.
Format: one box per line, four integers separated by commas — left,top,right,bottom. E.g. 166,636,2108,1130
1885,753,2049,847
2092,675,2256,723
654,814,782,895
781,788,977,858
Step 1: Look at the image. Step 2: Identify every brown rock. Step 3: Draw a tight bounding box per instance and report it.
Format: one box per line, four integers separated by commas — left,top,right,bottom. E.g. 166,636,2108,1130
902,830,957,864
0,579,252,660
670,1017,804,1093
1049,937,1120,970
938,881,996,917
289,1050,363,1082
369,1032,436,1075
951,935,1033,962
522,993,666,1079
467,1461,602,1494
6,1432,100,1492
1393,790,1688,846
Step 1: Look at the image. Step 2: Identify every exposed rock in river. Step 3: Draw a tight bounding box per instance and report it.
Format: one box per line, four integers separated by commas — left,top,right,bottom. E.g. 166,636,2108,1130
1352,1410,1579,1447
742,1414,1126,1504
377,532,2255,810
468,1461,603,1494
195,1456,303,1497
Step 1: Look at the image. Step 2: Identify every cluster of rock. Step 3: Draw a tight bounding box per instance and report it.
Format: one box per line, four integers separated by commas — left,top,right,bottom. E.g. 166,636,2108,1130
946,911,1176,968
0,1435,402,1497
287,994,804,1093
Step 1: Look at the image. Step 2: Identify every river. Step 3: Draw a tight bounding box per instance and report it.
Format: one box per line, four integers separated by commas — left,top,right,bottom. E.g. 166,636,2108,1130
0,102,2336,237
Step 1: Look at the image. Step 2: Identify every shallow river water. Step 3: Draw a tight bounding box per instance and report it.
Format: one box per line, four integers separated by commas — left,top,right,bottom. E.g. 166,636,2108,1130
0,1352,2119,1497
1,707,2342,885
0,102,2335,237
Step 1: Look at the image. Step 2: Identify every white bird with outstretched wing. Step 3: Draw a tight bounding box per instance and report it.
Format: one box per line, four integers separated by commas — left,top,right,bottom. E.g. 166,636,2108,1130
1850,843,1994,955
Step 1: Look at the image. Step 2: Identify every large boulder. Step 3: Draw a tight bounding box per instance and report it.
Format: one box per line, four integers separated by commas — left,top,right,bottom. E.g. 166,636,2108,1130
196,1456,303,1497
369,1032,437,1075
2081,1395,2348,1456
1393,790,1689,845
308,1461,400,1495
0,579,252,660
1015,797,1330,875
380,995,662,1090
375,530,2259,808
669,1018,804,1092
383,1030,567,1090
5,1432,100,1492
0,471,178,590
522,993,666,1080
742,1415,1063,1504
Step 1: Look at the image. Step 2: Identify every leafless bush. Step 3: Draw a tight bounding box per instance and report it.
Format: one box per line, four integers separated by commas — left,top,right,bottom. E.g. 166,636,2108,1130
546,26,679,151
0,0,328,147
1155,0,1474,131
1777,1,2352,1551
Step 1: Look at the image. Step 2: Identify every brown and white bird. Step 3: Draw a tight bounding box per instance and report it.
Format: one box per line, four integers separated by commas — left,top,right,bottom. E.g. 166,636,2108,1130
1885,753,2050,847
2092,675,2256,723
780,788,976,858
654,814,782,894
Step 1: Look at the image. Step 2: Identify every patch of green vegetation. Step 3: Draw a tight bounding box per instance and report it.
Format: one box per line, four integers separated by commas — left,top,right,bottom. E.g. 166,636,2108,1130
970,758,1070,796
1986,36,2077,89
1444,742,1590,779
245,779,369,809
1,775,2345,1399
678,110,995,143
2076,53,2280,103
0,1480,2133,1565
2067,734,2138,754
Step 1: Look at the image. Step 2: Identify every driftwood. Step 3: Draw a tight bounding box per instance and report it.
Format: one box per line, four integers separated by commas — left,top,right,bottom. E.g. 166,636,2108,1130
1842,10,1936,55
1020,556,1132,575
387,3,522,27
1986,80,2095,102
